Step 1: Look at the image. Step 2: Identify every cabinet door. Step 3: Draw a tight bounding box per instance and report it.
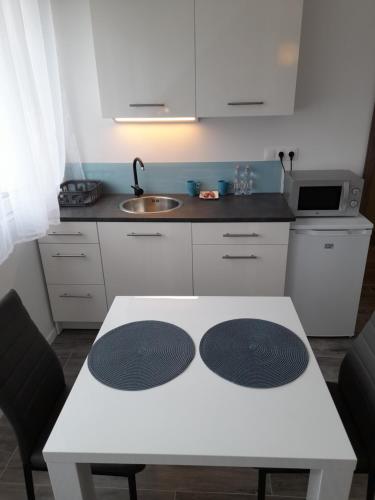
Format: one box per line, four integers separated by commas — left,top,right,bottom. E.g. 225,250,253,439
98,223,193,305
193,244,288,296
90,0,195,119
195,0,303,117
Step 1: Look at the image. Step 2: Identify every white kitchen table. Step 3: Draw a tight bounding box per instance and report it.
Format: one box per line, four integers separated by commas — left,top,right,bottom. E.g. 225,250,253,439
44,296,356,500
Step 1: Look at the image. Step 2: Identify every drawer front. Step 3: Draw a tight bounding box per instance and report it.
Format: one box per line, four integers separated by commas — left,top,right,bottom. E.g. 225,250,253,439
193,244,288,296
98,222,193,304
47,285,107,322
38,222,98,244
39,244,104,284
192,222,289,245
105,222,191,240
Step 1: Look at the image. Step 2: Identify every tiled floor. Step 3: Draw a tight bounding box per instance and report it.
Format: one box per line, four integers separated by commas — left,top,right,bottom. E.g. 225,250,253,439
0,331,368,500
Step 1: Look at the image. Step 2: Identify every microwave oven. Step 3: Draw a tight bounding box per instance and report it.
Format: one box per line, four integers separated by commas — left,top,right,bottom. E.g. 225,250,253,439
284,170,364,217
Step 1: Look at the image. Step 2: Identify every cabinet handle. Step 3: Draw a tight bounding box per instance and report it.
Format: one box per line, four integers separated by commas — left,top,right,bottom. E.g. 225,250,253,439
126,232,163,237
223,233,259,238
129,103,165,107
47,231,82,236
52,253,87,258
227,101,264,106
222,254,258,260
59,293,92,299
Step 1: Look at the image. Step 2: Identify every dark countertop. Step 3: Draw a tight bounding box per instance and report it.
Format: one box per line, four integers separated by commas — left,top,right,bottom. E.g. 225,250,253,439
60,193,295,223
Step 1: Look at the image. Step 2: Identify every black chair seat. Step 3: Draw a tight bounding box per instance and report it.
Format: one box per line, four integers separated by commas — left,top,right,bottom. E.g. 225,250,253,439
29,387,145,477
327,381,369,473
91,463,146,477
31,434,145,477
30,427,145,477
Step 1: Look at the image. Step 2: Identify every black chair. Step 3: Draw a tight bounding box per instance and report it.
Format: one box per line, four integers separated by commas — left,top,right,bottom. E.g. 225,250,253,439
0,289,145,500
257,312,375,500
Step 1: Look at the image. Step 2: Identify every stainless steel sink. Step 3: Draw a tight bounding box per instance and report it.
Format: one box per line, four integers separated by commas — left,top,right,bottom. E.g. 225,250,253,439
119,196,182,214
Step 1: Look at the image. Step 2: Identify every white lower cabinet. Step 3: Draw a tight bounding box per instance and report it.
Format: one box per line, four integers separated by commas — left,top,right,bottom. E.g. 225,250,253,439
47,285,108,322
38,243,104,285
38,222,108,323
193,244,288,296
192,222,289,245
98,222,193,305
38,221,99,244
39,220,289,324
192,222,289,296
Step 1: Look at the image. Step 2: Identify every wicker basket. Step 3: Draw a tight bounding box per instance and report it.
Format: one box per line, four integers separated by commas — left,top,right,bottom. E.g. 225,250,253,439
58,180,103,207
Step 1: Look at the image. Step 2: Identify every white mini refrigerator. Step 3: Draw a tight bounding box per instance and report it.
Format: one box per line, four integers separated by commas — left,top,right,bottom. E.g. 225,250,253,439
285,215,373,337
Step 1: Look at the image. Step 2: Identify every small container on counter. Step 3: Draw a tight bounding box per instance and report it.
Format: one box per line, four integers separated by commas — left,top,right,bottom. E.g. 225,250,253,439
233,165,254,195
186,180,200,197
218,180,229,196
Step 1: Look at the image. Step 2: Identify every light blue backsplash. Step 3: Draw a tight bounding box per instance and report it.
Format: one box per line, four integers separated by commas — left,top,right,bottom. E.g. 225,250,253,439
65,161,282,194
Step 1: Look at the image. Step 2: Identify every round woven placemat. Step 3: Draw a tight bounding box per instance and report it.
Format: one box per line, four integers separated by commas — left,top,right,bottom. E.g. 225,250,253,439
88,320,195,390
200,319,309,388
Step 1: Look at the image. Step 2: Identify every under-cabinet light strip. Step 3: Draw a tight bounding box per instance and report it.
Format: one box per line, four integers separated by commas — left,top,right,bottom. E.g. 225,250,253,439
114,117,197,123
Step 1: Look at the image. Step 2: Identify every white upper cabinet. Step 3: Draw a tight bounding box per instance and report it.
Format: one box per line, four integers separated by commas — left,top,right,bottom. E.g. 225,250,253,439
195,0,303,117
90,0,195,119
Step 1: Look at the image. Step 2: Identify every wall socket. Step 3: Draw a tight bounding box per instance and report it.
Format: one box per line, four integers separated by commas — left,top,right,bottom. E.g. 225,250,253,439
264,147,299,161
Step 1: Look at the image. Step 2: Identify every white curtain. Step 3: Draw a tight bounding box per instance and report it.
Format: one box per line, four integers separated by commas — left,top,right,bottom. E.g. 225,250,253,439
0,0,65,265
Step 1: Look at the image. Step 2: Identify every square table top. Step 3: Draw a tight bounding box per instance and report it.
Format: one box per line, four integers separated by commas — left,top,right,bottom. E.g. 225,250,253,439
44,296,356,470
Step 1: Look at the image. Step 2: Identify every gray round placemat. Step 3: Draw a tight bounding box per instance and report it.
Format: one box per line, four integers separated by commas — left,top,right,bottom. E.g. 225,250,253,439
200,319,309,388
88,321,195,390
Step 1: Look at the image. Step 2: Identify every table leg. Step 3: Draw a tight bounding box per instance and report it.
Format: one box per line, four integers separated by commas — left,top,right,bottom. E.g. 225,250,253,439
307,464,354,500
47,462,97,500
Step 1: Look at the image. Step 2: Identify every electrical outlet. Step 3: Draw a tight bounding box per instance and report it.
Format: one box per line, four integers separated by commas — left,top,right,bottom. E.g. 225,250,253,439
264,148,299,161
278,148,299,161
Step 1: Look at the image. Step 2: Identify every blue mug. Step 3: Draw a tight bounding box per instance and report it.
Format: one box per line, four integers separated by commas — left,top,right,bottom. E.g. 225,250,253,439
218,179,229,196
187,180,200,197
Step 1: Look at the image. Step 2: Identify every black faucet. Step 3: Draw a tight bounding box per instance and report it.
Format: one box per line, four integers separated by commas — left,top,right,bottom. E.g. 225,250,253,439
131,157,145,197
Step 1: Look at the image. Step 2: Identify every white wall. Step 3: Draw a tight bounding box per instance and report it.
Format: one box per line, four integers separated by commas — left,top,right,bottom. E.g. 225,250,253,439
52,0,375,174
0,242,55,341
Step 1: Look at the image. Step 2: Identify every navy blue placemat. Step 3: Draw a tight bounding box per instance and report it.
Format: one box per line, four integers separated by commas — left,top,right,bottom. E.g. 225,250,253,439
200,319,309,388
88,321,195,390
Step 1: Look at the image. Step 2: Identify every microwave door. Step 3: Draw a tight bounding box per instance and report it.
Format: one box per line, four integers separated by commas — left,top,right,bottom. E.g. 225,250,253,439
296,182,348,216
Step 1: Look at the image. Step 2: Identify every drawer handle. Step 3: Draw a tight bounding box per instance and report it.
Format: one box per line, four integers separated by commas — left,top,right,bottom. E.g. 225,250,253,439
223,233,259,238
227,101,264,106
47,232,82,236
126,232,163,237
52,253,87,258
129,103,165,107
222,254,258,260
59,293,92,299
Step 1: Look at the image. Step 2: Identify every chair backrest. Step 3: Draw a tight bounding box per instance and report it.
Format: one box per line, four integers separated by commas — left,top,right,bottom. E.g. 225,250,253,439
339,311,375,464
0,290,65,464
